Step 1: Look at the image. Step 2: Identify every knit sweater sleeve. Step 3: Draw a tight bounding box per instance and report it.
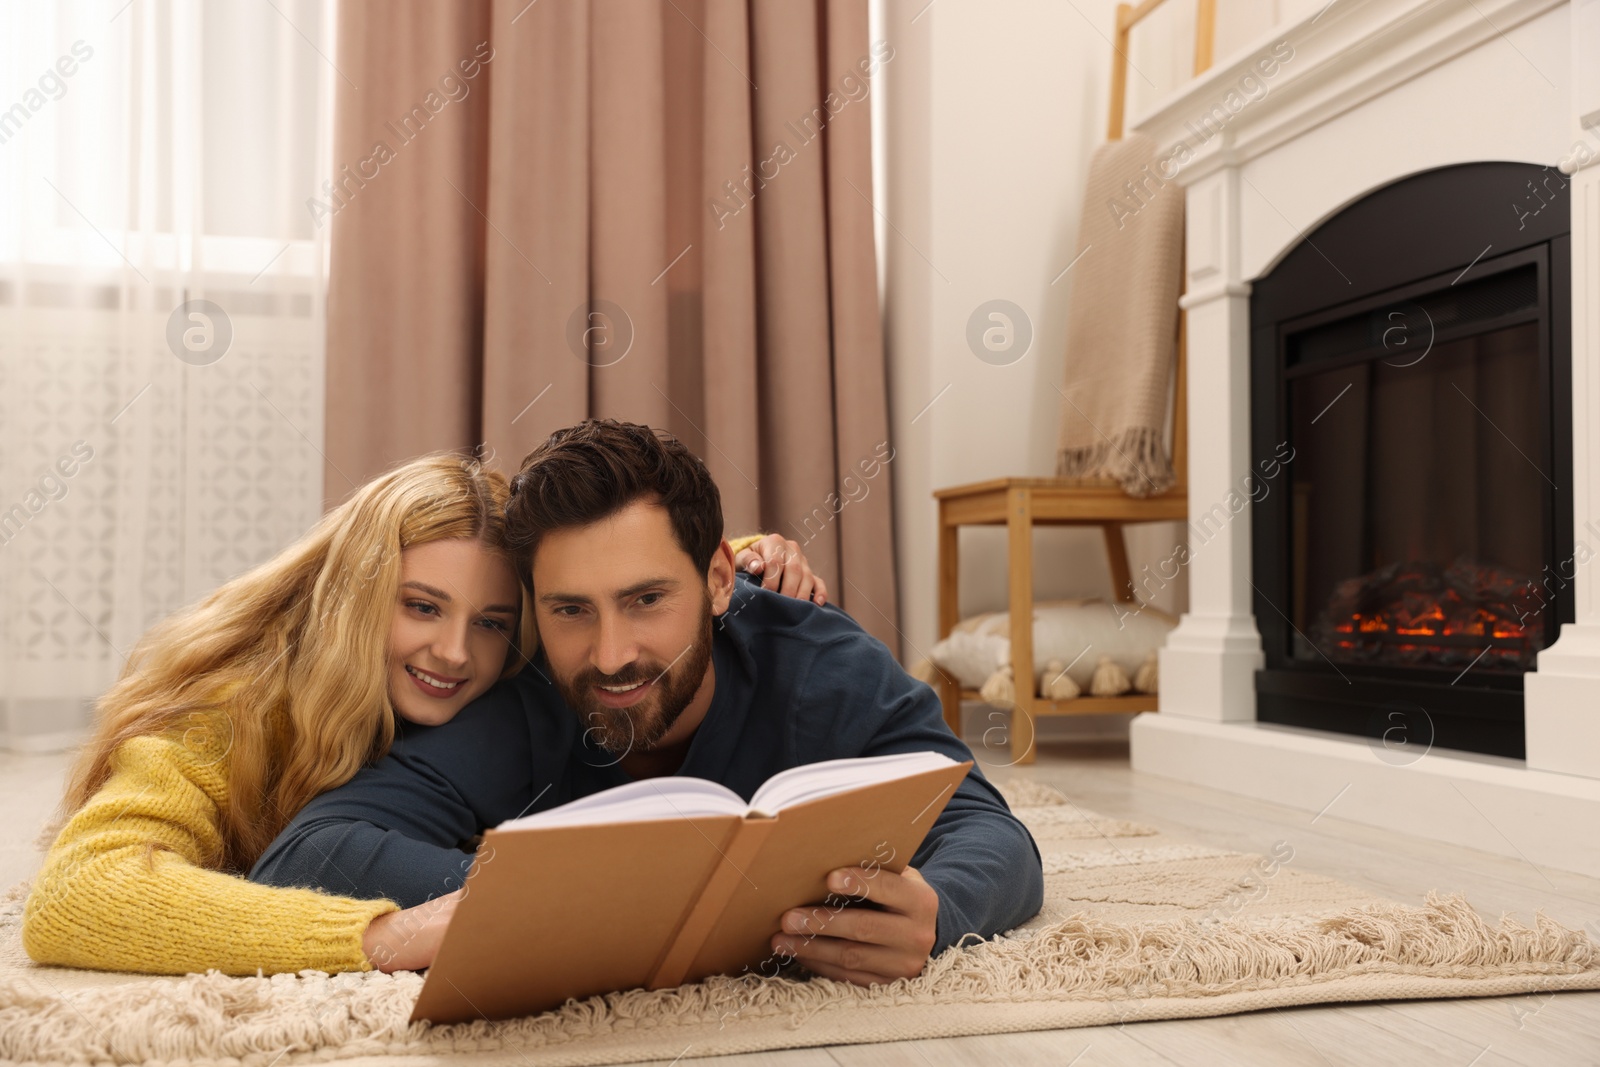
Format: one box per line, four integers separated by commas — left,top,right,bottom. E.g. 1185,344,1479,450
21,718,397,977
727,533,766,555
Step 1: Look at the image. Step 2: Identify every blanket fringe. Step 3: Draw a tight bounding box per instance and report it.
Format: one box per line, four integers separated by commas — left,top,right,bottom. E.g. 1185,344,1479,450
1057,426,1174,499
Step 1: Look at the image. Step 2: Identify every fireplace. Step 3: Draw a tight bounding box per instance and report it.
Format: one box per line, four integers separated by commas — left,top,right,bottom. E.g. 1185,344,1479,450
1249,162,1572,759
1128,0,1600,874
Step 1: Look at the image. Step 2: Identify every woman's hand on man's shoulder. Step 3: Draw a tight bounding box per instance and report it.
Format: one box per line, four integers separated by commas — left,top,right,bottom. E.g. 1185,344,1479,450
733,534,827,605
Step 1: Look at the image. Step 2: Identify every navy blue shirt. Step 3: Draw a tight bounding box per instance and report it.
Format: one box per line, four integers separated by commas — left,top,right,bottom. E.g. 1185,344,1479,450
250,575,1043,954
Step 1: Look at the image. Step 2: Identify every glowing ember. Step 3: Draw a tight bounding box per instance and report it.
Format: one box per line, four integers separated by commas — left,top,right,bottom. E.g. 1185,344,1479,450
1311,559,1536,672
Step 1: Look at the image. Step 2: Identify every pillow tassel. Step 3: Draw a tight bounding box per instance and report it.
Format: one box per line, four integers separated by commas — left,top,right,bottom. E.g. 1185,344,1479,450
1133,650,1159,694
1089,655,1132,696
979,664,1016,706
1039,657,1081,700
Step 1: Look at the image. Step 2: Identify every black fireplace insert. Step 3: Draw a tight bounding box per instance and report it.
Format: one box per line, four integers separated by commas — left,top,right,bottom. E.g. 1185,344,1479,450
1249,162,1572,759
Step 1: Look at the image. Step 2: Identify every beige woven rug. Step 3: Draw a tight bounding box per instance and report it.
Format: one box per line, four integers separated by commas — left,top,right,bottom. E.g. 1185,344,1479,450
3,778,1598,1066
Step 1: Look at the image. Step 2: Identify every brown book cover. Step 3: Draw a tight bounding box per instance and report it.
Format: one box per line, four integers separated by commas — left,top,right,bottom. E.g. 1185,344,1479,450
410,753,973,1024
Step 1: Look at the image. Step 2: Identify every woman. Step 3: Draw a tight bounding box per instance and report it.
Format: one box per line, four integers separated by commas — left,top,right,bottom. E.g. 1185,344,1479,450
22,453,822,976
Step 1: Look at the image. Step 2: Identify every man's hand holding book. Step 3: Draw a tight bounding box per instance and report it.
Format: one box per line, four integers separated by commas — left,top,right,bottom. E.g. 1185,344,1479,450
772,864,940,985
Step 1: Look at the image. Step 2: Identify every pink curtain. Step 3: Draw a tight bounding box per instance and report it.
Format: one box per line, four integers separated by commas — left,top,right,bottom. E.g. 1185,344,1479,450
321,0,900,648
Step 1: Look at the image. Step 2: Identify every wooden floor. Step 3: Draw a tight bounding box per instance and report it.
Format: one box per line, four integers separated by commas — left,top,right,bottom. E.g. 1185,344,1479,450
3,740,1597,1066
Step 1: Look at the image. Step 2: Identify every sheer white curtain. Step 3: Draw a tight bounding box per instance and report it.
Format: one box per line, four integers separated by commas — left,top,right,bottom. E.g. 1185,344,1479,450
0,1,333,750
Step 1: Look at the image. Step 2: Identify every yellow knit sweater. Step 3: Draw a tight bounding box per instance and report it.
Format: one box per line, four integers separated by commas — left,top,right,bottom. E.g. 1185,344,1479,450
22,533,773,977
22,708,398,976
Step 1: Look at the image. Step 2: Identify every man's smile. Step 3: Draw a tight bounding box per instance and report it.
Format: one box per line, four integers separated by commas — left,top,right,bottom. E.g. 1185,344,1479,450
593,676,655,708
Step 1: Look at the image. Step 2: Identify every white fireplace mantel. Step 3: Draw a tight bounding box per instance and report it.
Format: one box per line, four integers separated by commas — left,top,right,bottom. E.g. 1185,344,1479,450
1130,0,1600,877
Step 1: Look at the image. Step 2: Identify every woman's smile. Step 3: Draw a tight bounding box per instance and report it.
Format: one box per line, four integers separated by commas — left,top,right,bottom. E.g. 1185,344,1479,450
405,664,467,697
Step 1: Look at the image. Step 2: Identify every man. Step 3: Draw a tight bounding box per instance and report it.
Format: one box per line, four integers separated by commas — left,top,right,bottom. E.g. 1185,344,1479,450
252,420,1043,986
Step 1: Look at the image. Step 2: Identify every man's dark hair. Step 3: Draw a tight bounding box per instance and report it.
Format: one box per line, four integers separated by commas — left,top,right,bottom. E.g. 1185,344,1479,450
506,419,724,577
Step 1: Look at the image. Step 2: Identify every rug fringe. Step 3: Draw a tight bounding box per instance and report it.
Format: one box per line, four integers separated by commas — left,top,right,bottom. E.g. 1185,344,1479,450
992,779,1068,808
1,893,1594,1064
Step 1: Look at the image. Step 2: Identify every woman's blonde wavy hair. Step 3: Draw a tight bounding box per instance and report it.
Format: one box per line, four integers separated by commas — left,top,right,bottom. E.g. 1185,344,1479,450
60,452,536,872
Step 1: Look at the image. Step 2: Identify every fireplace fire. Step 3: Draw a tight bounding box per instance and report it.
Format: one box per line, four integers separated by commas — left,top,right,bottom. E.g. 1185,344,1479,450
1312,560,1536,674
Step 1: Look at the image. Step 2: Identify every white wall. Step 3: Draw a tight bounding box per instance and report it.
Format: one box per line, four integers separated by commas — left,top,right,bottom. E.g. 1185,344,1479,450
877,0,1324,738
1125,0,1324,114
880,0,1189,693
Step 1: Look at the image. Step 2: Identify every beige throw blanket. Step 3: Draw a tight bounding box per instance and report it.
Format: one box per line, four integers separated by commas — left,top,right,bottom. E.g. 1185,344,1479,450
1056,132,1184,497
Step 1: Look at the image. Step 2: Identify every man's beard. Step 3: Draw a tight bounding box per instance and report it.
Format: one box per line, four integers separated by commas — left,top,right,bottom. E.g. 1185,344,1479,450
556,595,714,758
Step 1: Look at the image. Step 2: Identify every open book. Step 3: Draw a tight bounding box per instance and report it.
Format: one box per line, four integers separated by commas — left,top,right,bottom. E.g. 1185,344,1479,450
411,752,972,1024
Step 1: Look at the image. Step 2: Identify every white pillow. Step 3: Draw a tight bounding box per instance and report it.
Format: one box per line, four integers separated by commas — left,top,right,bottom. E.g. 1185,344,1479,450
929,599,1176,690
